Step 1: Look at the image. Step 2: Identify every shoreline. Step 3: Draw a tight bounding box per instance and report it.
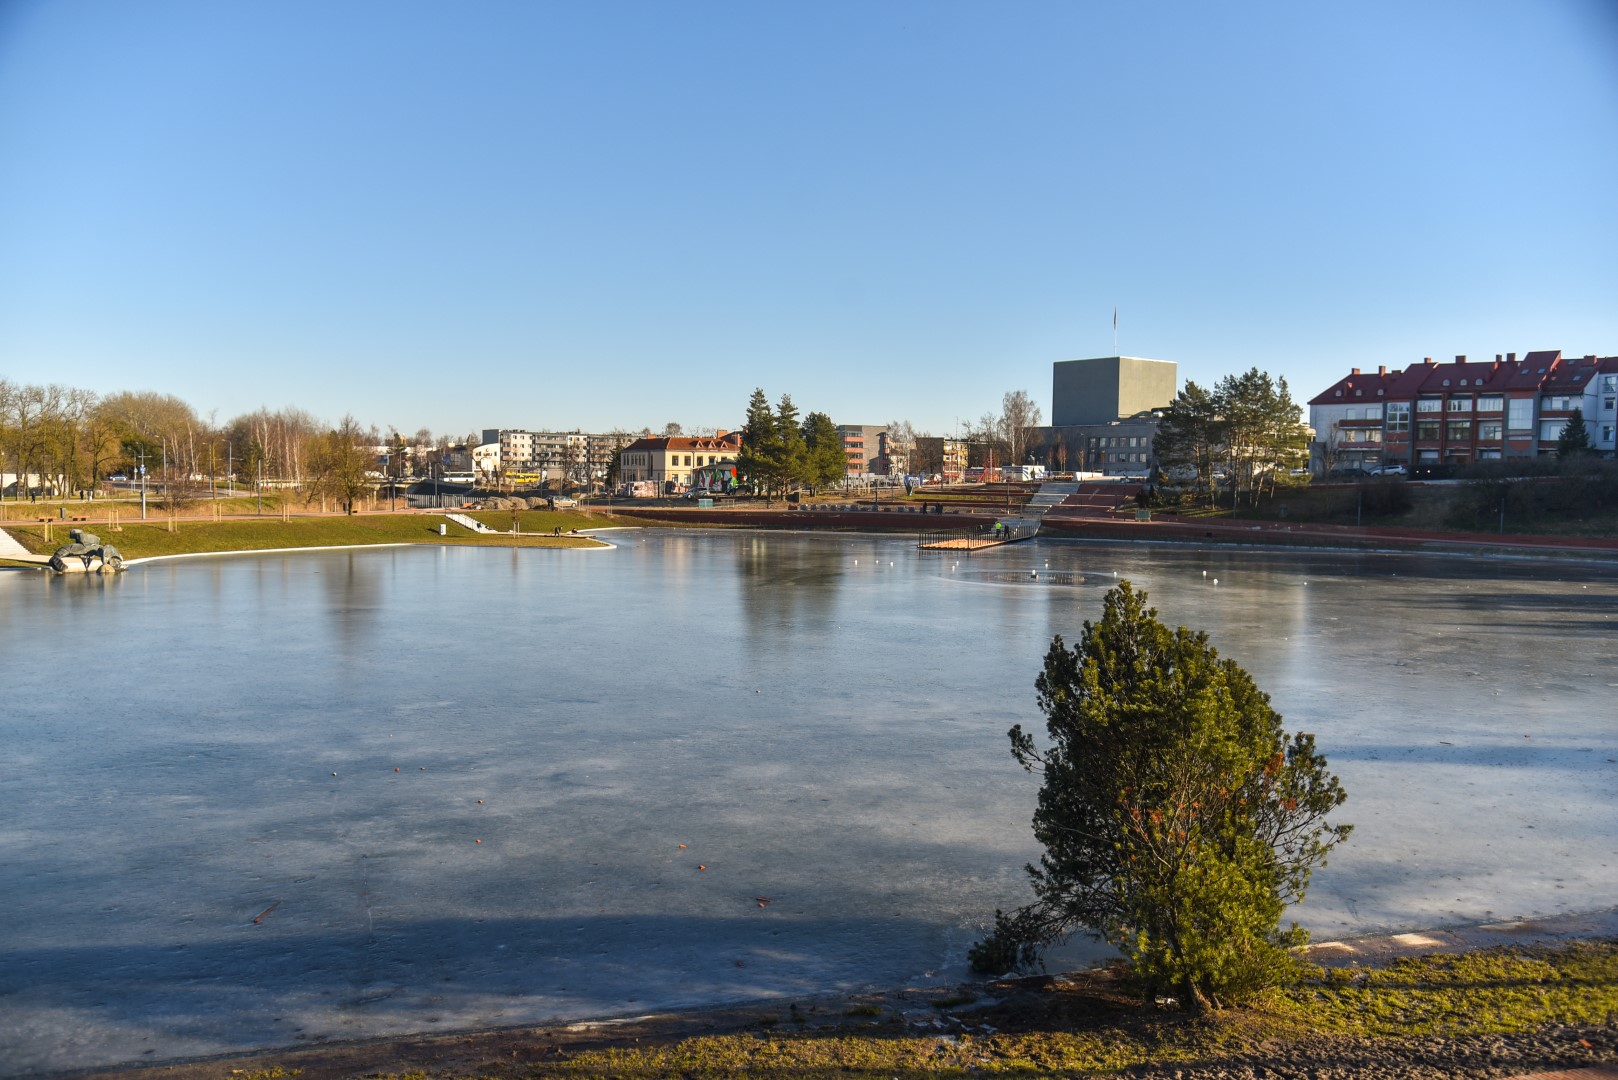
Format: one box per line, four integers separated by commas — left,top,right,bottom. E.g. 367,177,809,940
7,508,1618,569
80,908,1618,1080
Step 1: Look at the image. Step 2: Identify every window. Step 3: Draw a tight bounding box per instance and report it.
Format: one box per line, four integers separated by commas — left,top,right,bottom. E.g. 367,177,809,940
1541,395,1577,412
1540,420,1567,441
1446,421,1472,441
1479,421,1503,441
1477,396,1503,412
1603,396,1615,412
1447,397,1472,412
1417,398,1442,413
1508,398,1533,432
1417,419,1441,441
1386,402,1411,432
1365,404,1383,419
1603,375,1617,393
1604,426,1615,444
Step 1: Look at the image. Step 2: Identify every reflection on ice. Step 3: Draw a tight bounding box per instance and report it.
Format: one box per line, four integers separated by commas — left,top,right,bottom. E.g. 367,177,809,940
0,534,1615,1075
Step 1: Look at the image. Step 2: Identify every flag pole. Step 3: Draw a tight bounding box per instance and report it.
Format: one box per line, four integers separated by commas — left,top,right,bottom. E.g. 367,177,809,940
1113,305,1118,356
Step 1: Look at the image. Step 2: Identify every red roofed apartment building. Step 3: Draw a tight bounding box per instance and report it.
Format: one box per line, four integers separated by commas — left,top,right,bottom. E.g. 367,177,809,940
1308,351,1618,474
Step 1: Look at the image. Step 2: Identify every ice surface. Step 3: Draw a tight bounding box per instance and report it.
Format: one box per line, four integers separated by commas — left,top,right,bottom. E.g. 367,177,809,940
1,534,1614,1074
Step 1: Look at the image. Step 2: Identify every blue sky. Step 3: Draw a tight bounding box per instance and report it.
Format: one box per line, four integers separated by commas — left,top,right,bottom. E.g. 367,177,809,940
3,0,1615,438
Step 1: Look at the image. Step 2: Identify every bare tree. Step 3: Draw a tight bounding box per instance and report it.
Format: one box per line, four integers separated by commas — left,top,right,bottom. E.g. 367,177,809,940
1001,389,1043,467
883,419,916,475
303,416,374,513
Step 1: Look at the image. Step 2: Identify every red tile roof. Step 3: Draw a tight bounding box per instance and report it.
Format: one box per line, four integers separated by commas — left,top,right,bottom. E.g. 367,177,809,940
1307,367,1399,406
622,433,743,453
1315,351,1609,402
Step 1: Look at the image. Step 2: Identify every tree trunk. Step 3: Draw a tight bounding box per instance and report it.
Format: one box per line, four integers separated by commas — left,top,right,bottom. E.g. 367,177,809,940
1181,976,1213,1015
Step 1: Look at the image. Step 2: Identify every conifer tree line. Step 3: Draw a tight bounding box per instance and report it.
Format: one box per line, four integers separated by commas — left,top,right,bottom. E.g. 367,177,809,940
1153,368,1310,506
0,377,473,506
735,389,848,502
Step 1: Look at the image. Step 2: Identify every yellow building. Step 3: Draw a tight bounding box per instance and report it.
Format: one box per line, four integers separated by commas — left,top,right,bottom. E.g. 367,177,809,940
618,432,742,492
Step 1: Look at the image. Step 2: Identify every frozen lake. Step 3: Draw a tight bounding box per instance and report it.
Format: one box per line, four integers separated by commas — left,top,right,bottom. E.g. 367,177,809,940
2,531,1615,1075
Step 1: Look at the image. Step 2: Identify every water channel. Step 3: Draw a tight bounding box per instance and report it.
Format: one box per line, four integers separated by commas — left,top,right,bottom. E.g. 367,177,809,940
2,531,1615,1075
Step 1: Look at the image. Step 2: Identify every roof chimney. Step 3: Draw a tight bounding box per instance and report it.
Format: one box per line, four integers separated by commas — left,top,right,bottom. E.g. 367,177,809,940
1378,365,1387,375
1495,354,1503,363
1351,367,1360,375
1507,352,1516,362
1455,354,1466,363
1424,357,1435,365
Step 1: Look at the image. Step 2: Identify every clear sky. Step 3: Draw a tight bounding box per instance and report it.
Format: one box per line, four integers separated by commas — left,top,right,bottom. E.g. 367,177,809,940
3,0,1615,439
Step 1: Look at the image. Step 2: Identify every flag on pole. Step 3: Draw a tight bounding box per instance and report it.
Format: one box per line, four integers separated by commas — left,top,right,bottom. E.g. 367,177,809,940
1113,306,1117,331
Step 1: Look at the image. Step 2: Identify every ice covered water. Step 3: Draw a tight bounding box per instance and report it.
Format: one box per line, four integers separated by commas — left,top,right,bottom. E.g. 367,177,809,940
1,533,1614,1074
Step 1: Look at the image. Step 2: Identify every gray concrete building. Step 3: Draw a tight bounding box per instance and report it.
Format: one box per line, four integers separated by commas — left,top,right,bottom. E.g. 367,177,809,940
1051,356,1178,426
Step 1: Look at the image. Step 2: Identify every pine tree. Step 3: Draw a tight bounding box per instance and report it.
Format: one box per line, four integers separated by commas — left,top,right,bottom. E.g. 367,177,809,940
1154,381,1223,503
973,582,1351,1011
737,389,781,502
775,394,807,494
801,411,846,492
1557,408,1593,457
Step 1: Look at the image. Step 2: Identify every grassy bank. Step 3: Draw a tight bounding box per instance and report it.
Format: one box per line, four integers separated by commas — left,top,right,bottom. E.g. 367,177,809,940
0,510,613,560
110,940,1617,1080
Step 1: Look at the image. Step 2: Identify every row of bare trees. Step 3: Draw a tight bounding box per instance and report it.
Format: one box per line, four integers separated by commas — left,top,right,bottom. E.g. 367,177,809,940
0,376,471,507
882,390,1044,475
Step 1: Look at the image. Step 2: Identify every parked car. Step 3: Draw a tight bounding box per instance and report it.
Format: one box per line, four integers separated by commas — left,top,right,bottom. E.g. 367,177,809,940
1368,464,1408,476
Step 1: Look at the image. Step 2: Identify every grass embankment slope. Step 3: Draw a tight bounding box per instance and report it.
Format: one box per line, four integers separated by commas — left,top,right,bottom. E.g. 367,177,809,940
1215,477,1618,539
0,508,615,561
107,941,1618,1080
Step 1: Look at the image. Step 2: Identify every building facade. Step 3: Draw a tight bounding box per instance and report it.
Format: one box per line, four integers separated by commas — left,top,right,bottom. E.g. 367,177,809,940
1025,355,1179,476
836,424,886,477
913,436,969,481
480,429,624,487
1308,351,1618,472
1051,356,1178,426
1032,416,1164,476
617,432,742,491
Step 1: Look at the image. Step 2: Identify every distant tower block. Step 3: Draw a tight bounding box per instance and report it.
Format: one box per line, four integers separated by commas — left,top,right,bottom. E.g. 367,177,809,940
1051,356,1178,426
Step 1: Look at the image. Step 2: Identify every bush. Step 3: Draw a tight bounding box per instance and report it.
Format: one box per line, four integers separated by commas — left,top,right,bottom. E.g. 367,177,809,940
975,582,1351,1011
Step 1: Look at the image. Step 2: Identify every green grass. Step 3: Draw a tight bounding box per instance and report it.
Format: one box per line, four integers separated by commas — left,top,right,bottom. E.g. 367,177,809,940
1277,941,1618,1038
0,510,612,560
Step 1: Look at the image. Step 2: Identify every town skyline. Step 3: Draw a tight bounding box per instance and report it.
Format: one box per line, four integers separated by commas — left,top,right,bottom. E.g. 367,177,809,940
3,1,1615,437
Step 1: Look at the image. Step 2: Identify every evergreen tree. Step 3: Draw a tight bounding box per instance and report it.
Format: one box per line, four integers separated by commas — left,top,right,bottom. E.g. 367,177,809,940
737,389,782,502
775,393,807,494
1557,408,1594,457
972,582,1351,1011
1153,381,1223,502
801,411,846,492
